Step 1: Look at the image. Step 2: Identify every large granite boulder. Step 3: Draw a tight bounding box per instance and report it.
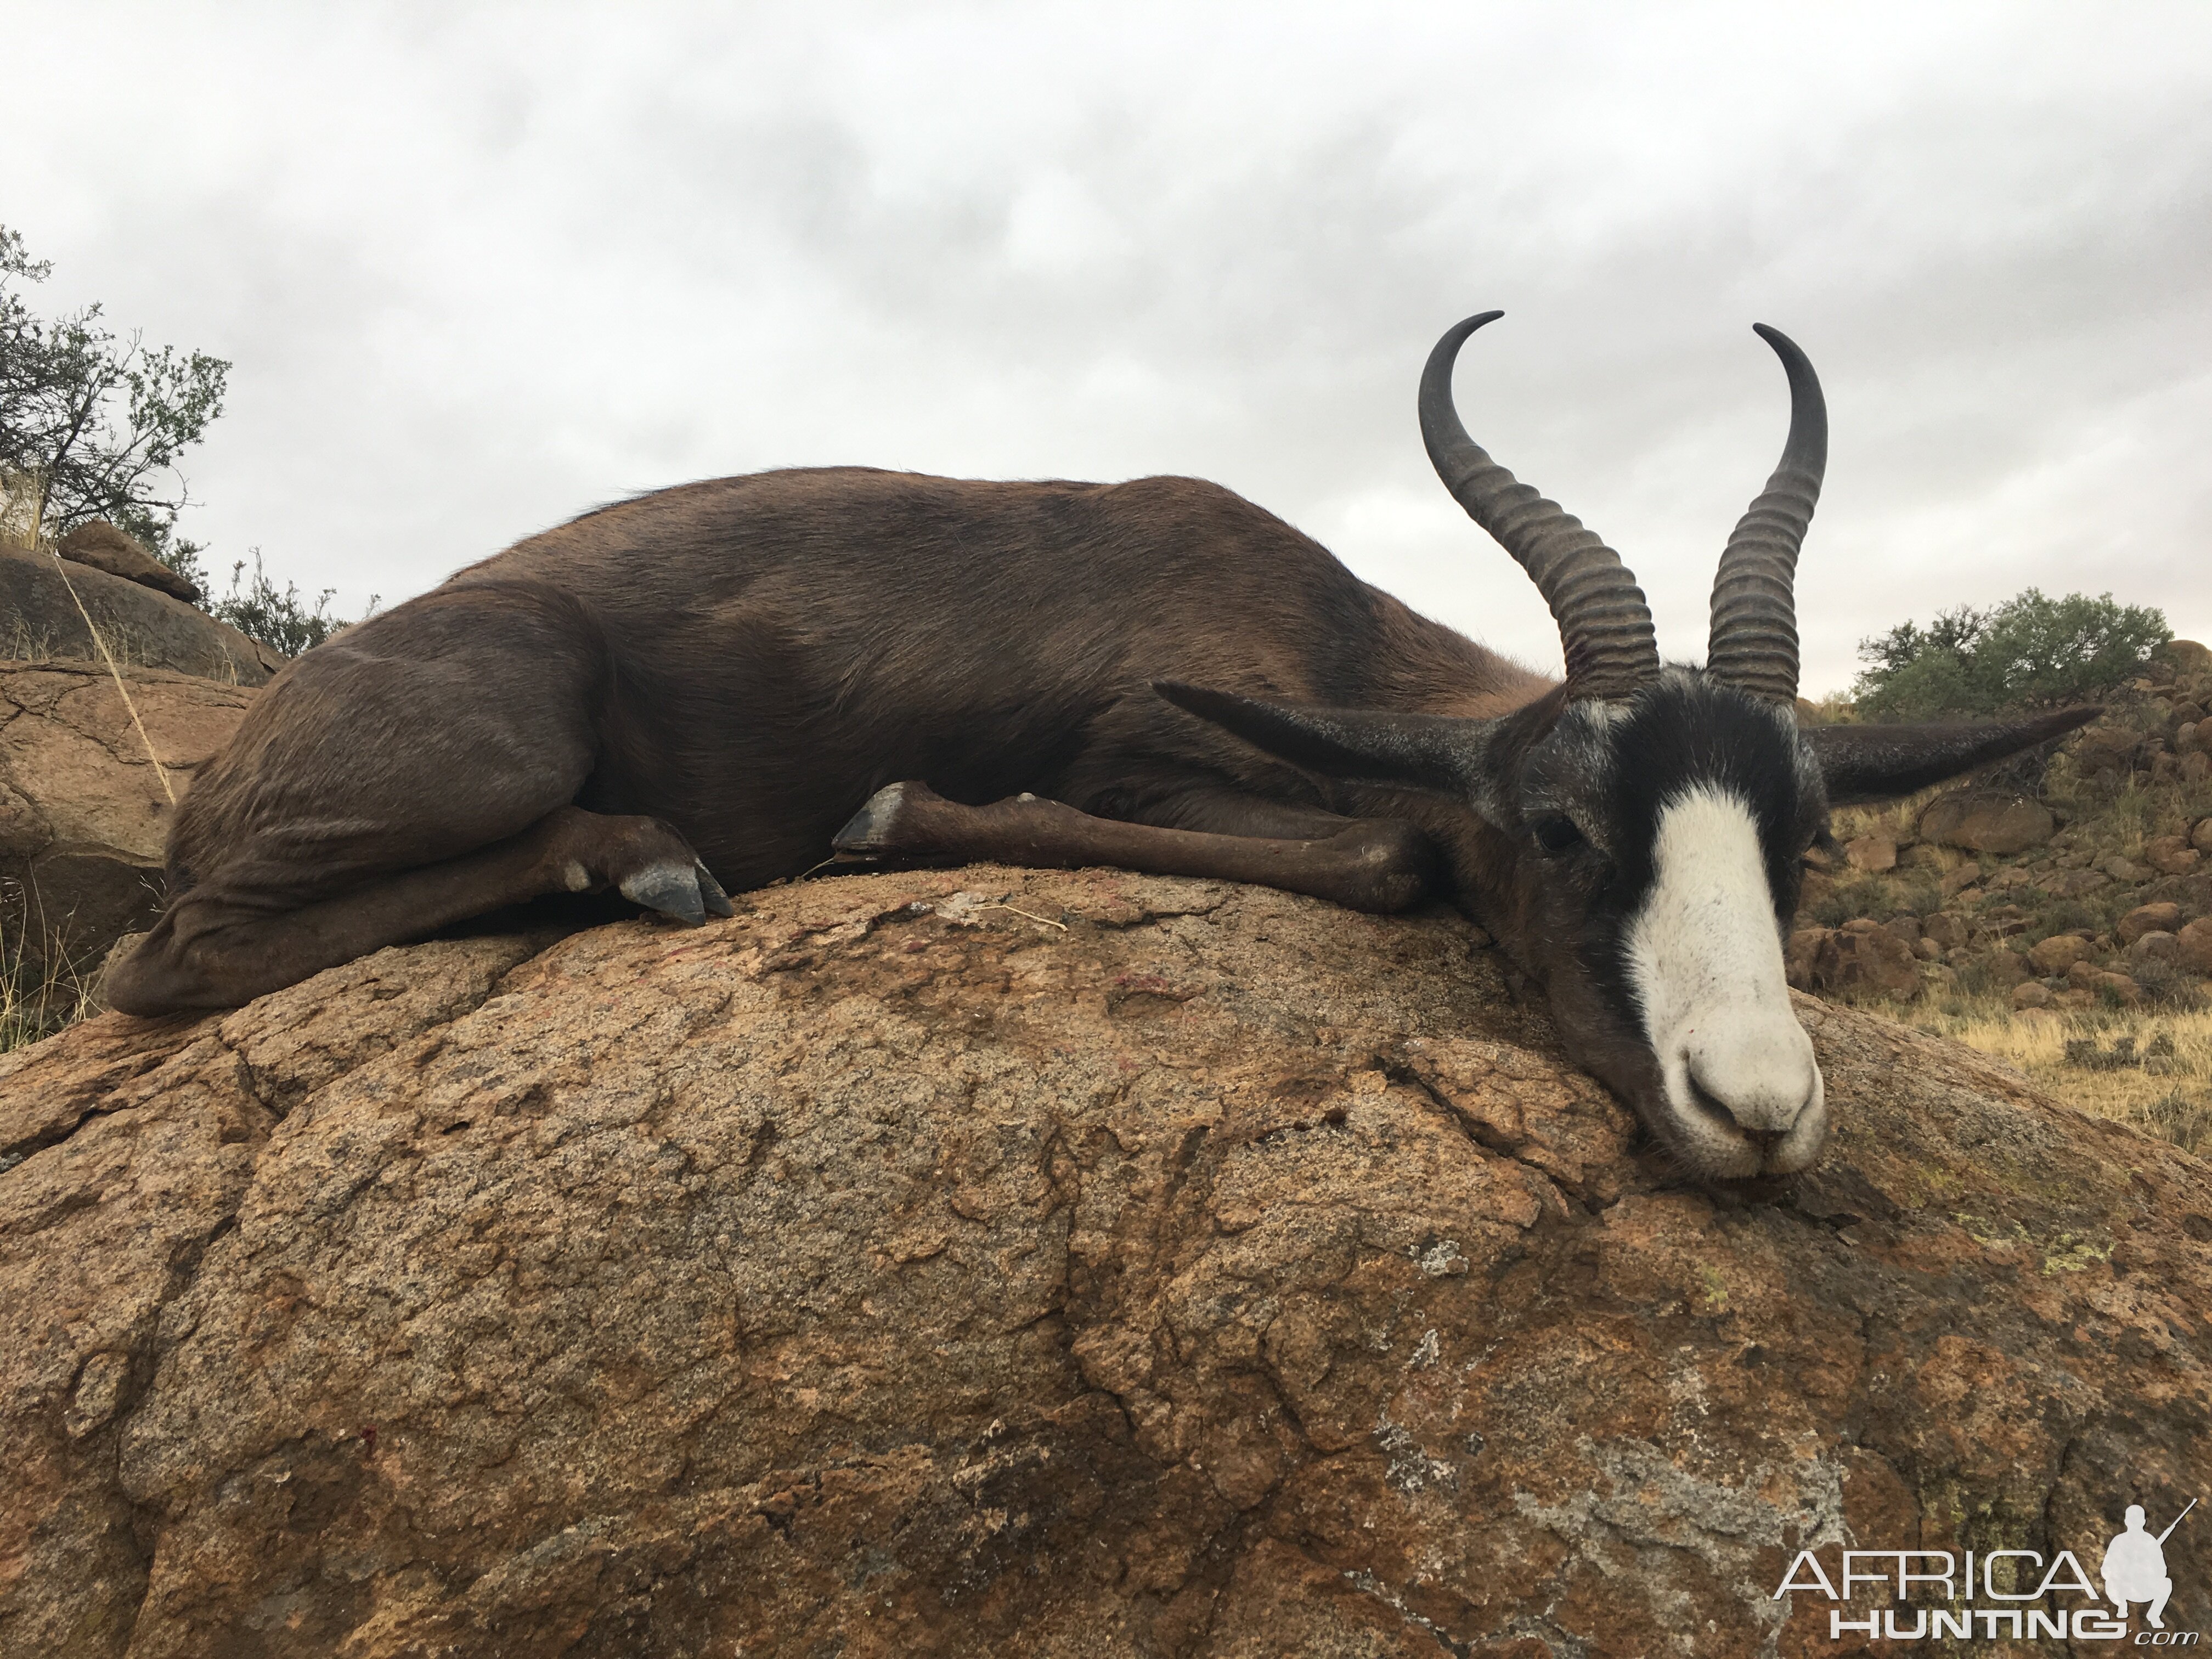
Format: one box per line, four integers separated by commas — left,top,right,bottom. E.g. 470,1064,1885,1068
1,867,2205,1656
0,661,255,996
0,545,279,686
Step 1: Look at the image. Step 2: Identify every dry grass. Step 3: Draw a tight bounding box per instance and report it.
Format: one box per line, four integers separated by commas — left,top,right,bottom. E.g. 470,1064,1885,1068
1872,991,2212,1155
0,916,99,1054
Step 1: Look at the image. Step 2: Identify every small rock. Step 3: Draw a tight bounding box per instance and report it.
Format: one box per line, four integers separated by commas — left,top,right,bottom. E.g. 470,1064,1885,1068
1912,937,1942,961
1784,927,1837,991
1986,948,2030,987
2177,917,2212,974
2012,981,2053,1010
1827,925,1921,1001
55,520,203,603
2130,931,2181,969
2101,855,2147,884
1940,864,1985,898
2117,902,2183,946
2100,973,2143,1006
2073,726,2140,778
1922,911,1970,951
1917,791,2055,856
1883,916,1922,946
2185,753,2212,785
2067,958,2104,990
2192,817,2212,856
2028,934,2095,976
1844,836,1898,873
1792,921,1920,1001
2044,869,2110,899
2055,988,2100,1009
2145,835,2202,877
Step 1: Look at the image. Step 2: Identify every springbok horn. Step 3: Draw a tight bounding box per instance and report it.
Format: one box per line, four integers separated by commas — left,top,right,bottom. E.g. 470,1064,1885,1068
1420,313,1659,702
1707,324,1827,703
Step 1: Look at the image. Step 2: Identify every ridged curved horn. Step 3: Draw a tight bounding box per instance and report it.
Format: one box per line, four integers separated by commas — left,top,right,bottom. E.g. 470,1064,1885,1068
1707,324,1827,703
1420,312,1658,701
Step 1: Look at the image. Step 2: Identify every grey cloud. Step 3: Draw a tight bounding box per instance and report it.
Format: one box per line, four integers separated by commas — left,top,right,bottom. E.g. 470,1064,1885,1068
5,1,2207,693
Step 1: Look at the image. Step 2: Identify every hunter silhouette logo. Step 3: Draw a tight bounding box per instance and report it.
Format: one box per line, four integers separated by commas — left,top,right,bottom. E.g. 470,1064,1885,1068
1774,1493,2199,1643
2106,1500,2196,1631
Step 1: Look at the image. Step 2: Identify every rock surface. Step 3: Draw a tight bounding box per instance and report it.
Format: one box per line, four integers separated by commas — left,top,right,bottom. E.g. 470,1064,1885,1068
1915,789,2056,856
0,661,255,983
1782,918,1922,1001
2,866,2208,1657
0,546,279,686
54,522,202,606
1840,835,1894,873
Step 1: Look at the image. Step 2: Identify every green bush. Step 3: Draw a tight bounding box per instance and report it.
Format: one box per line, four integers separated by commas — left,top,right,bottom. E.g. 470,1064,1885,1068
2,224,228,587
208,550,367,658
1854,589,2169,720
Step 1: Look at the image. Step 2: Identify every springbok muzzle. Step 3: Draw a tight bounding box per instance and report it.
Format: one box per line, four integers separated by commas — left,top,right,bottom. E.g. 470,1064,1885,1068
1625,783,1826,1176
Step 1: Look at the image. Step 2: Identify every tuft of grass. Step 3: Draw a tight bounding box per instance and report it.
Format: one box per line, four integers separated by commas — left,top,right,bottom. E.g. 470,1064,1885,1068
1875,992,2212,1155
0,913,99,1053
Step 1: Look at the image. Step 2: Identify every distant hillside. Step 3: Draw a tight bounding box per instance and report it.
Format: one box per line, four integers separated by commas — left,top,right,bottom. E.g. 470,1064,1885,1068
1789,638,2212,1152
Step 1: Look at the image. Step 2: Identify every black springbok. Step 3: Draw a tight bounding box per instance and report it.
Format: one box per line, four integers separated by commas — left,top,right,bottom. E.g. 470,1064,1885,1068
109,313,2088,1178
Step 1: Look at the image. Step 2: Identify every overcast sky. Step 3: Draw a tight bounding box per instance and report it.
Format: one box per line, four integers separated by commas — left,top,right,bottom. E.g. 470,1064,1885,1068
9,2,2209,694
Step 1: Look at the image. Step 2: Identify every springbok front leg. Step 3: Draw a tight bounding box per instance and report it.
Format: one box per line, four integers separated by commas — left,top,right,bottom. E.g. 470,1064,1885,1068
832,781,1436,913
106,807,732,1016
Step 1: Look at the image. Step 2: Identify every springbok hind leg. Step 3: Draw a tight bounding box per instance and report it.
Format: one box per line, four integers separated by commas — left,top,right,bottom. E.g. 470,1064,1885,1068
106,806,732,1016
833,780,1437,913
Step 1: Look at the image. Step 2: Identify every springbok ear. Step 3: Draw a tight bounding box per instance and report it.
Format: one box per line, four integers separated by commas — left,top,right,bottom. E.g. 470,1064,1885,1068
1153,681,1485,794
1804,706,2100,805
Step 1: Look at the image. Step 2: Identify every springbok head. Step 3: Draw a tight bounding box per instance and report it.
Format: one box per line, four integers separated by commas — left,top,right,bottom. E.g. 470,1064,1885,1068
1165,314,2092,1180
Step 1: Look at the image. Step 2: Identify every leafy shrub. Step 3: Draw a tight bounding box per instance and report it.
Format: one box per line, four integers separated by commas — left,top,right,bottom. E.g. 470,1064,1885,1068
2,224,228,586
1854,589,2169,720
208,550,367,658
2022,900,2102,948
1808,873,1893,927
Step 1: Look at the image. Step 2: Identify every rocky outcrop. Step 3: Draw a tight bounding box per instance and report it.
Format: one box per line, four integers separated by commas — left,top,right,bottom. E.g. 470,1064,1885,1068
53,522,202,605
0,546,279,685
2,866,2205,1656
0,662,255,990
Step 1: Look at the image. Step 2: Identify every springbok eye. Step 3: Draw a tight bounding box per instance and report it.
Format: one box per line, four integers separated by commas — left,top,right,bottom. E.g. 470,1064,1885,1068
1532,814,1585,855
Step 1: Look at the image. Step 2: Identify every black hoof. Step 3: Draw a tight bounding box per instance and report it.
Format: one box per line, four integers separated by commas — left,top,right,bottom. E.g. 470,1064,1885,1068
833,782,916,855
696,862,736,918
620,859,712,926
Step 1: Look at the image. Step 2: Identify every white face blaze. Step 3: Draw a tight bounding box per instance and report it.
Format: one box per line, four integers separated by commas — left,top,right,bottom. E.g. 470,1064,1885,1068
1623,782,1826,1177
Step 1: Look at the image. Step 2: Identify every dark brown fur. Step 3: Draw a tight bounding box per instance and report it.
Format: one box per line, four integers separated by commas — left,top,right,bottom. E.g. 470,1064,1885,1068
109,462,2083,1187
115,468,1550,1013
